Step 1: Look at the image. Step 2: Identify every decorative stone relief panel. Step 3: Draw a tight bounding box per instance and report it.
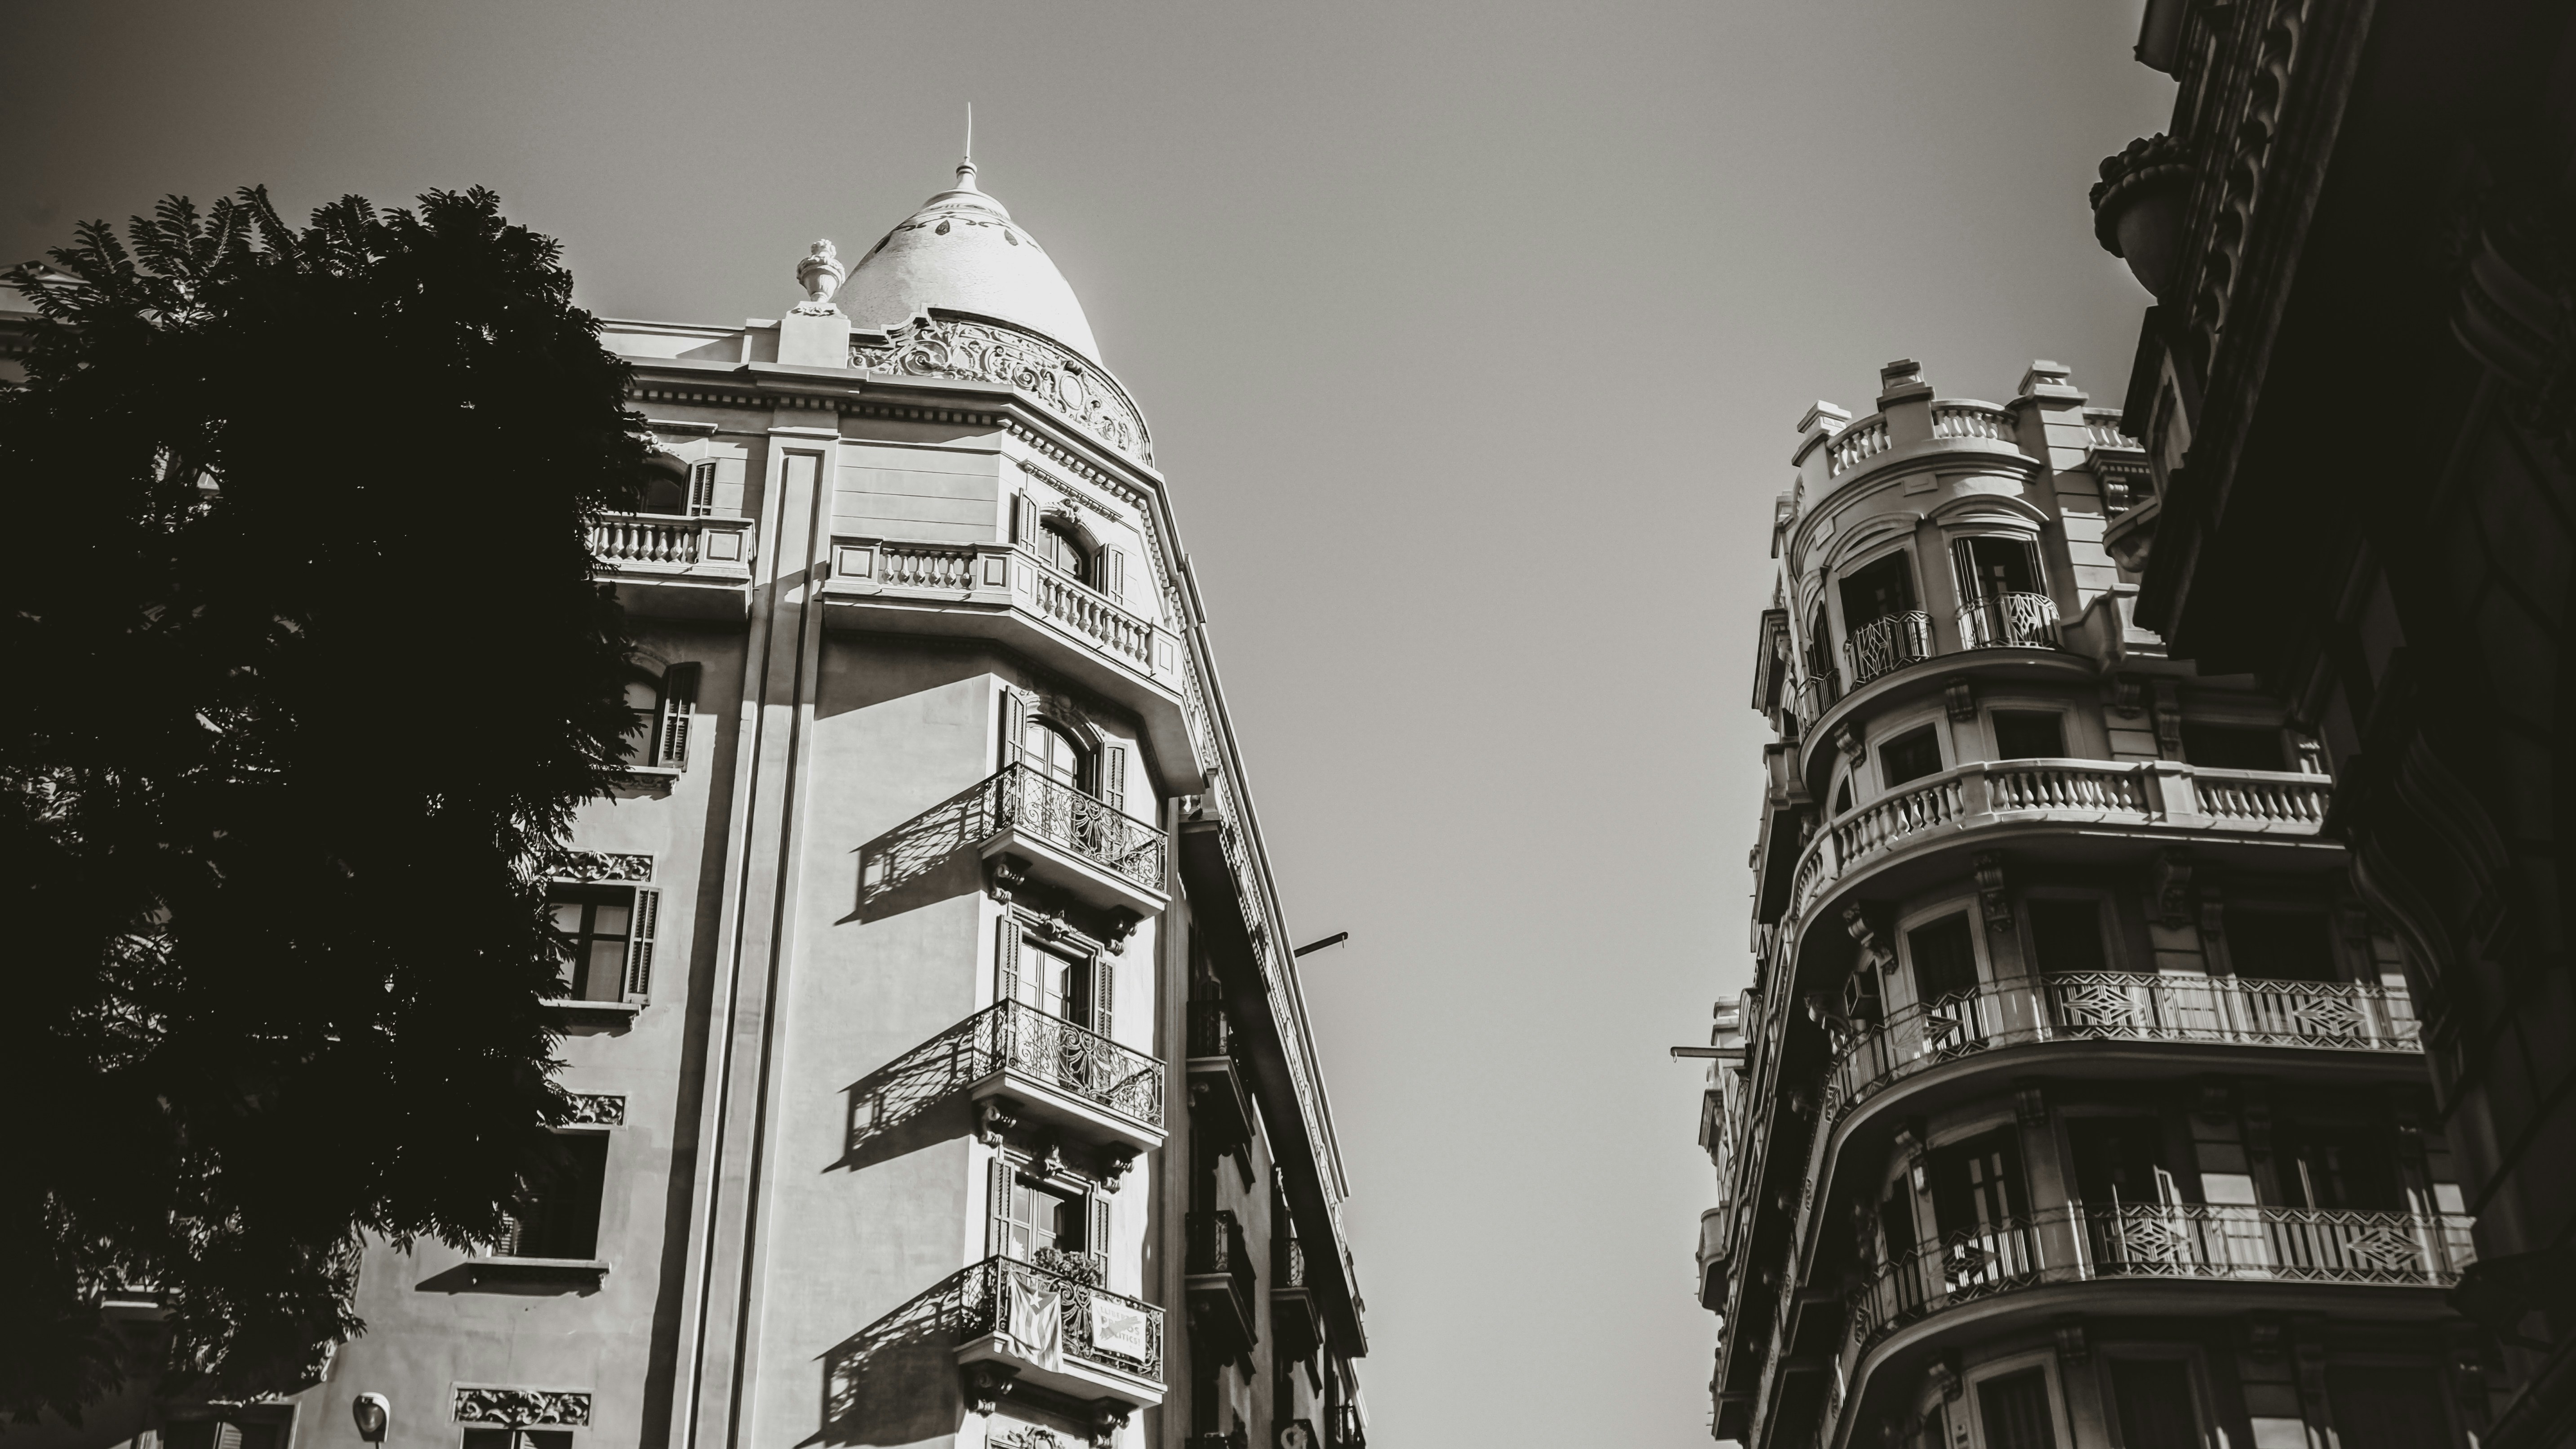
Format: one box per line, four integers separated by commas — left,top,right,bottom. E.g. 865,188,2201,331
547,851,654,885
854,316,1153,465
452,1388,592,1427
563,1093,626,1126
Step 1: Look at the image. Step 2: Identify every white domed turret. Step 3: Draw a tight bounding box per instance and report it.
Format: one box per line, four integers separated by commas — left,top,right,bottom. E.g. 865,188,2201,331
839,152,1102,363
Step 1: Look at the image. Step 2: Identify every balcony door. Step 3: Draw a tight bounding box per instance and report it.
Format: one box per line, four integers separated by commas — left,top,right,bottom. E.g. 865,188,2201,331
1975,1368,2060,1449
2069,1116,2174,1210
1020,718,1086,791
1952,535,2041,603
1930,1129,2029,1289
1005,935,1080,1022
1840,551,1918,625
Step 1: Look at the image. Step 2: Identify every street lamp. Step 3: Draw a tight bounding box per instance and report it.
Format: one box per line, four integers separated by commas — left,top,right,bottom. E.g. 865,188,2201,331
351,1394,390,1444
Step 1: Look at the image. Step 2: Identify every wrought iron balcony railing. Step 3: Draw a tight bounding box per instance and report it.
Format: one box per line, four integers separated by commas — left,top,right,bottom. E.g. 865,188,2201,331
1956,591,2058,649
1188,1210,1258,1298
1275,1235,1308,1289
981,762,1167,893
849,999,1165,1150
1824,972,2416,1123
1843,610,1935,686
1187,999,1232,1058
1846,1205,2474,1353
957,1253,1164,1383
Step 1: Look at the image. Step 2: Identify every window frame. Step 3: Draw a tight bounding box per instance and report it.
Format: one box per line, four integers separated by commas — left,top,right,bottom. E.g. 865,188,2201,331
1877,723,1946,789
2097,1346,2215,1449
1964,1351,2074,1449
492,1125,614,1263
2020,889,2122,975
1897,903,1986,1009
1989,708,2071,762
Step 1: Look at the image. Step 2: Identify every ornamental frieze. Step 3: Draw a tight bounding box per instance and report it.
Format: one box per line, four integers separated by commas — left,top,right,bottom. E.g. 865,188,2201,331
563,1093,627,1126
546,851,654,885
453,1388,592,1427
853,316,1153,466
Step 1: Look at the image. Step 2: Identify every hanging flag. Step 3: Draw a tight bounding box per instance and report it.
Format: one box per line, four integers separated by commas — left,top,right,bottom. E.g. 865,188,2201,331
1008,1276,1064,1373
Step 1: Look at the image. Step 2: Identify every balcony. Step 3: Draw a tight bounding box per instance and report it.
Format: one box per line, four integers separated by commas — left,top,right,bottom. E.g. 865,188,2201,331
1843,611,1934,687
1824,972,2419,1125
1272,1236,1321,1364
1698,1207,1732,1311
1185,1210,1259,1362
849,1000,1165,1163
1847,1205,2474,1355
1331,1403,1367,1449
1782,759,2334,927
1186,1001,1255,1152
1955,591,2057,650
866,762,1168,920
821,537,1202,791
589,511,756,619
956,1253,1164,1409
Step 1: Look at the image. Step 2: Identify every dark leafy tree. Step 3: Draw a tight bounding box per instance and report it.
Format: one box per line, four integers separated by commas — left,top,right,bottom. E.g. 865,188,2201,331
0,187,647,1421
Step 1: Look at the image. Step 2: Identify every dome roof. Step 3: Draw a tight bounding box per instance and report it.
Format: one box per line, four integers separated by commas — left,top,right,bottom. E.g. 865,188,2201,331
838,159,1102,363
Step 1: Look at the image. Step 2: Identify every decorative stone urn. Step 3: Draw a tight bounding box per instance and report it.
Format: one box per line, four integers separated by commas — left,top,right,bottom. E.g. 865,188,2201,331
792,239,845,315
2091,133,2193,303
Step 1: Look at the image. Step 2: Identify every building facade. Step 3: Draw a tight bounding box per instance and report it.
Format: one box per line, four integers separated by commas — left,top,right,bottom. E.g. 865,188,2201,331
2089,1,2576,1444
19,156,1371,1449
1697,360,2481,1448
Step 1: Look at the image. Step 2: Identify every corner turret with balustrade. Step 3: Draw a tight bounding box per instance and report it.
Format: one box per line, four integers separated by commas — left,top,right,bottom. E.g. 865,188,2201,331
1698,361,2478,1449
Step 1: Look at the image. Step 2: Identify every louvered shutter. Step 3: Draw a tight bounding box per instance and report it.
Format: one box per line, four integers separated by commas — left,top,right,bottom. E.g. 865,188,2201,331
995,914,1021,1007
1105,547,1127,603
624,887,661,1002
1011,494,1040,547
1088,1193,1112,1282
998,689,1026,773
1091,957,1115,1042
686,460,717,516
988,1155,1013,1258
656,664,701,768
1102,745,1127,815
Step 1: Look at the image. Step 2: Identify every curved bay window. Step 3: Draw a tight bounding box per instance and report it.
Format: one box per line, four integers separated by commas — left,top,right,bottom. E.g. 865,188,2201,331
1838,551,1932,685
1952,535,2056,649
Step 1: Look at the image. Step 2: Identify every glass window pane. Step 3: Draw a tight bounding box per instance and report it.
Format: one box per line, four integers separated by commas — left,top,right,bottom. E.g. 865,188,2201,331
550,903,586,933
586,942,626,1000
591,904,630,938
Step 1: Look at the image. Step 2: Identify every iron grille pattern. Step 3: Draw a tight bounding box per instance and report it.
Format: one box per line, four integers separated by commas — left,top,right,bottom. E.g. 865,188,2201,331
1276,1236,1308,1288
981,762,1167,891
956,1253,1164,1382
856,999,1166,1135
1187,1209,1258,1306
1843,611,1935,685
1824,972,2417,1121
1187,1000,1232,1058
1955,591,2059,649
1847,1206,2475,1351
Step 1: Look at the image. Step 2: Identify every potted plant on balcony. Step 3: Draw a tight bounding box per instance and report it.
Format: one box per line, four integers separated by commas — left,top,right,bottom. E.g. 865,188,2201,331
2091,133,2194,303
1033,1247,1101,1287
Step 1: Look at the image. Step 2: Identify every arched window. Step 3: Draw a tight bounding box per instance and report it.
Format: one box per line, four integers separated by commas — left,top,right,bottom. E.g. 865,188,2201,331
1033,517,1093,585
1021,716,1086,790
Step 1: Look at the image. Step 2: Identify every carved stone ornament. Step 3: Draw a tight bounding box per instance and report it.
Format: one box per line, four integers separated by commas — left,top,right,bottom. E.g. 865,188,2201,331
989,1426,1062,1449
851,314,1154,465
1975,853,2013,935
547,851,654,885
1089,1402,1134,1449
452,1388,592,1428
1104,911,1141,957
1842,902,1898,978
987,854,1028,905
1034,1143,1069,1182
2150,848,2194,930
977,1100,1019,1147
2053,1318,2091,1364
793,240,846,316
1835,723,1866,766
963,1363,1019,1417
1098,1146,1140,1191
2106,675,2144,717
563,1093,626,1127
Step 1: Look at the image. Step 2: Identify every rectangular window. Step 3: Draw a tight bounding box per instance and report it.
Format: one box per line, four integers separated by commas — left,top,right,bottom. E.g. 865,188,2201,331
2108,1359,2198,1449
548,887,635,1002
165,1421,287,1449
685,460,716,517
1952,535,2042,601
2324,1366,2451,1449
2279,1124,2402,1210
654,664,701,769
1990,711,2066,761
502,1132,610,1259
2027,898,2109,974
1977,1369,2060,1449
1879,725,1944,787
1907,914,1980,1002
2223,907,2337,982
1929,1129,2024,1238
2180,722,2287,771
1839,552,1919,625
2068,1116,2172,1207
463,1431,575,1449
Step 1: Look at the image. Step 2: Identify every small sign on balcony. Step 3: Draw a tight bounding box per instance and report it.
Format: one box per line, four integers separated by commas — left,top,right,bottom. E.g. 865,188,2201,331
1090,1296,1150,1360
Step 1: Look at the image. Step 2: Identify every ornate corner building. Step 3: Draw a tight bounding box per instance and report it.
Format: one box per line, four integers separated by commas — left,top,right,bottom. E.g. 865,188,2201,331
22,156,1373,1449
1697,358,2483,1449
2082,0,2576,1444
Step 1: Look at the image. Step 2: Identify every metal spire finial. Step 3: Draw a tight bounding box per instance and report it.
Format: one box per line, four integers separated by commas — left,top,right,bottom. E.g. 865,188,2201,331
958,103,977,189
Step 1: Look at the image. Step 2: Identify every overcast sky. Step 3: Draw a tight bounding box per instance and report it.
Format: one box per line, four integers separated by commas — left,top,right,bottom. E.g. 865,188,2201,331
3,3,2174,1443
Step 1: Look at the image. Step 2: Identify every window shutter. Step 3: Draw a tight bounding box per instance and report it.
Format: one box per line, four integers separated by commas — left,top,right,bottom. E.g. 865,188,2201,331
1951,538,1980,603
656,664,702,768
996,914,1021,1006
624,887,660,1001
1105,547,1127,603
998,689,1027,773
1089,1193,1112,1281
1102,745,1127,814
687,460,717,516
988,1154,1013,1259
1011,494,1040,547
1092,958,1115,1042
